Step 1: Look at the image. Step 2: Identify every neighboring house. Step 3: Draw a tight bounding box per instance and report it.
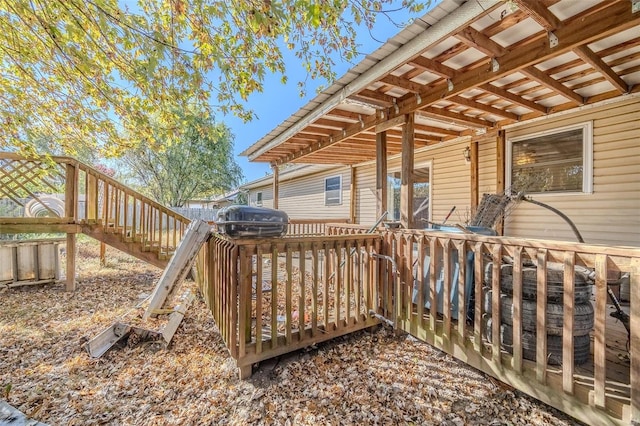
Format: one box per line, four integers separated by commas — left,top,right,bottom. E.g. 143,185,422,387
240,0,640,248
241,164,353,221
209,189,243,209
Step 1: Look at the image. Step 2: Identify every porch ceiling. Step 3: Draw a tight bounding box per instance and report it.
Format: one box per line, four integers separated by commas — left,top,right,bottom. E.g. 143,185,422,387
243,0,640,166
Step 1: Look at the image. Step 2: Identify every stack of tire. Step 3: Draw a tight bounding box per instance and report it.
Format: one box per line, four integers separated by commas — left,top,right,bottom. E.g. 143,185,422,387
483,263,593,365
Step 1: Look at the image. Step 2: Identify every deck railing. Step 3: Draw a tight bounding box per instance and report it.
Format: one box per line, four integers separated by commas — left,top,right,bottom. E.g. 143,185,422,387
0,153,191,259
200,233,383,378
287,218,350,237
381,228,639,425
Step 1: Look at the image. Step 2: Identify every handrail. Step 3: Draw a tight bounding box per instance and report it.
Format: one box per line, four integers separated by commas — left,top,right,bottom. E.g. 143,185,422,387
0,152,191,259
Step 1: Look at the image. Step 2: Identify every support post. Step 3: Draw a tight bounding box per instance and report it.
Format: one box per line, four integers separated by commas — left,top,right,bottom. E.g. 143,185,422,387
65,163,77,291
349,166,357,224
376,131,387,221
272,164,279,210
470,139,479,212
496,130,506,235
376,131,388,221
400,113,415,229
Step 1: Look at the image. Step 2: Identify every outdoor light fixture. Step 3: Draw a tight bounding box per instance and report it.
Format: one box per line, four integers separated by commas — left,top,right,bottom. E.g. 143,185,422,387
463,146,471,164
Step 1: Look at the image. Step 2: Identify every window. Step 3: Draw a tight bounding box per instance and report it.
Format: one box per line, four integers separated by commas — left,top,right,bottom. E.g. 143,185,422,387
256,192,263,206
324,176,342,205
387,164,431,224
507,122,593,194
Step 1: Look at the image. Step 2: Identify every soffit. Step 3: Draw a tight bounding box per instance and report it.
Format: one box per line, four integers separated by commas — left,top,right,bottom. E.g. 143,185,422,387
243,0,640,166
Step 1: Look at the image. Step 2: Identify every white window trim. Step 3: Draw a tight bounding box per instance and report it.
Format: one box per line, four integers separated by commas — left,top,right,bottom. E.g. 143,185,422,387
506,121,593,196
324,175,342,206
255,191,263,206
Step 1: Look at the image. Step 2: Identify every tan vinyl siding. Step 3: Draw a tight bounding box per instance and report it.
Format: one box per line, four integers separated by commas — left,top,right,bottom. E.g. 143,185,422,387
477,135,498,196
354,163,378,226
504,97,640,247
276,167,351,219
418,140,470,225
248,186,273,209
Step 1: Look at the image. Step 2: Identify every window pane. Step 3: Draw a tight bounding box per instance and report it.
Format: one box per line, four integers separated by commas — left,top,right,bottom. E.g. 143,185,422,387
512,128,583,193
325,176,341,205
387,172,401,221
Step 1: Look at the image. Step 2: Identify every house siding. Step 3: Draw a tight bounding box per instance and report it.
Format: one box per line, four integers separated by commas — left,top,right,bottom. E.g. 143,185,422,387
504,97,640,247
277,167,351,219
248,186,273,209
477,135,498,197
246,167,351,220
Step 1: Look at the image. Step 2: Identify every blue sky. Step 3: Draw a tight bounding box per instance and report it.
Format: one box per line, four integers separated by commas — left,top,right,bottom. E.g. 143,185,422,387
226,3,435,183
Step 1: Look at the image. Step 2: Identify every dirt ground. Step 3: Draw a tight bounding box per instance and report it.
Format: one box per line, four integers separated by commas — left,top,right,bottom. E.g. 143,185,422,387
0,239,582,425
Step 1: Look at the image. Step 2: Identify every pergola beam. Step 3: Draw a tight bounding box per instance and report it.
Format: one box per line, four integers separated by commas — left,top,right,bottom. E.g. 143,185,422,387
455,25,507,57
269,1,638,165
512,0,562,31
573,45,629,94
520,66,584,105
479,83,548,113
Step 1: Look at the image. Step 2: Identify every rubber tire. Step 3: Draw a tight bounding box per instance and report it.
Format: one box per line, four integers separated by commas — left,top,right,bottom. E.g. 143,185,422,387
485,263,591,303
499,296,594,336
485,320,591,365
500,276,591,304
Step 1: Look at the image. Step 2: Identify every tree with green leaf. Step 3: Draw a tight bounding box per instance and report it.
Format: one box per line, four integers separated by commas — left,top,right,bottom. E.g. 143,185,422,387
121,111,243,207
0,0,425,157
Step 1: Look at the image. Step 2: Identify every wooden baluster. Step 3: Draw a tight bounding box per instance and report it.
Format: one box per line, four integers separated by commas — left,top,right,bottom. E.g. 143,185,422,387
429,237,438,333
512,246,524,373
456,240,466,344
336,242,343,329
593,254,607,408
298,242,306,339
562,251,576,395
238,246,252,360
285,244,293,344
345,241,352,326
131,197,137,241
417,236,426,334
536,248,548,384
311,242,319,337
473,242,483,351
123,193,129,240
87,173,97,222
355,239,362,323
256,245,263,355
271,245,278,349
491,243,502,365
323,241,330,330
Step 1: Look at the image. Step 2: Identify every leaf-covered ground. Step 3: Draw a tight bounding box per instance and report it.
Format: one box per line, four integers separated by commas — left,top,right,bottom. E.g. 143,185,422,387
0,240,582,425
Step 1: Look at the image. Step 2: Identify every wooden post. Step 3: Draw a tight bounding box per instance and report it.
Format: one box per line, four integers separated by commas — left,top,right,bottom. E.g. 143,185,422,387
349,166,357,224
272,164,279,210
376,131,387,221
400,113,415,229
470,140,479,212
65,163,77,291
496,130,506,235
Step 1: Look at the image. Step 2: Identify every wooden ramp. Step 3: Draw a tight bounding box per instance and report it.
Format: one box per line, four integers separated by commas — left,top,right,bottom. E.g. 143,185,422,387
85,220,212,358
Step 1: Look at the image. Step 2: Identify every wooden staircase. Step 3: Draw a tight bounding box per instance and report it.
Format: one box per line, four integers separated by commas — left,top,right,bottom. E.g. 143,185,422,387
0,152,192,269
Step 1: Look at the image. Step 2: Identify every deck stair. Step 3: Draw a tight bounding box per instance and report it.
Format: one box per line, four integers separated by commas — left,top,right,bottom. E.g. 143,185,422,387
0,152,192,268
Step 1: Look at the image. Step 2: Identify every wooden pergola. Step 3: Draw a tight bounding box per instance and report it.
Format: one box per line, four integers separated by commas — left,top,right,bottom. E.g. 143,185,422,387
242,0,640,228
